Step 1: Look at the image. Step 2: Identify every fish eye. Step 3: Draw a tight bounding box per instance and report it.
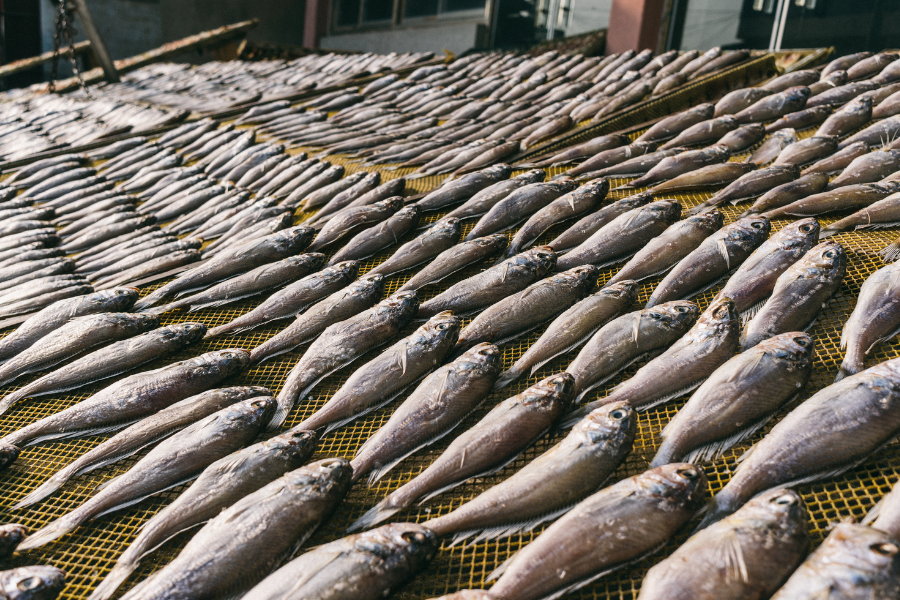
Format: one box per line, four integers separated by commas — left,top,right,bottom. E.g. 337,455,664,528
610,409,627,420
772,493,797,506
251,400,269,409
17,577,42,591
751,221,763,229
676,467,699,480
794,336,810,347
800,224,813,232
713,306,728,318
871,542,900,557
437,323,450,330
824,250,835,259
401,531,427,544
675,305,690,313
321,458,344,469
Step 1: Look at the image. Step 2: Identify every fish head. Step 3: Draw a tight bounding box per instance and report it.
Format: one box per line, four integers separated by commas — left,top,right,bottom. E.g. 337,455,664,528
726,215,771,249
276,225,317,253
295,457,353,497
774,128,798,144
378,196,405,212
848,94,875,112
522,245,558,275
873,180,900,195
457,342,502,377
428,217,462,239
265,429,318,461
99,287,141,310
553,179,580,194
576,400,636,448
517,168,547,183
797,241,847,281
484,163,513,180
228,396,277,428
167,321,208,344
732,488,808,540
420,311,461,348
693,103,716,118
329,260,361,282
366,523,440,567
647,200,684,224
0,523,27,550
600,280,639,304
357,273,386,297
824,523,900,576
705,144,733,161
784,85,812,102
686,208,725,232
210,348,252,373
396,204,421,221
633,141,659,153
0,566,65,600
296,253,327,271
774,218,820,253
474,234,510,254
381,291,420,320
522,372,576,412
616,192,655,211
824,69,848,84
759,332,815,369
638,462,708,511
128,312,161,331
0,442,19,471
647,300,700,333
559,265,600,291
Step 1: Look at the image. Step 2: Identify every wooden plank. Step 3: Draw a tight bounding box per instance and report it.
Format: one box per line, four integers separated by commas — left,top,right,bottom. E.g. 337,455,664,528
0,41,91,79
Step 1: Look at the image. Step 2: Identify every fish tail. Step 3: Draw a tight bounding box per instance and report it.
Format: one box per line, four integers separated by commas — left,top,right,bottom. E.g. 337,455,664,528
687,202,712,216
559,402,597,429
346,497,404,533
0,441,21,470
835,360,861,382
493,368,522,391
88,562,138,600
0,391,24,418
267,394,295,432
132,290,165,312
16,513,82,551
12,475,67,509
648,441,679,469
818,226,842,239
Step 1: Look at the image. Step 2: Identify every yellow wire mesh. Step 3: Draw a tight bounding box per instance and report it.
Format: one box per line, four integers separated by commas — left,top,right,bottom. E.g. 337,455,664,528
2,65,898,600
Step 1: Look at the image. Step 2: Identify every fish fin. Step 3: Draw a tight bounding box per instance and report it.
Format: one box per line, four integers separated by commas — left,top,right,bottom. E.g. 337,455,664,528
529,541,668,600
186,297,245,312
0,392,24,417
493,368,523,391
90,474,200,521
589,252,637,270
713,529,750,584
87,562,139,600
322,383,416,435
717,239,731,269
684,270,735,301
24,421,140,447
520,327,606,381
634,379,707,413
687,202,712,216
682,412,777,464
865,323,900,355
346,498,403,532
572,351,657,405
727,351,765,383
740,298,768,325
879,241,900,263
863,497,885,526
466,504,578,546
486,553,517,582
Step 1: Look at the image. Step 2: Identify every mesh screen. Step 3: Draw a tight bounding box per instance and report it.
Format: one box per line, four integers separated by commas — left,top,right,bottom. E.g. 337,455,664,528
3,61,897,600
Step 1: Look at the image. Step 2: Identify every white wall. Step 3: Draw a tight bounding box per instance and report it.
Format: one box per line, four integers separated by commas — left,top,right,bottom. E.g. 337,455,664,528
679,0,743,50
564,0,612,36
321,20,484,55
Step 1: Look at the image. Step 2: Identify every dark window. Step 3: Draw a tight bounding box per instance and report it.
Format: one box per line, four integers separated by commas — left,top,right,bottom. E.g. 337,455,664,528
335,0,361,26
405,0,439,18
363,0,394,21
443,0,485,11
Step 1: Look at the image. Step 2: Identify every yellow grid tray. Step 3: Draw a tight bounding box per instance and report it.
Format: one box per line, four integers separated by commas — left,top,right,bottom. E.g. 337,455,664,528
2,101,899,600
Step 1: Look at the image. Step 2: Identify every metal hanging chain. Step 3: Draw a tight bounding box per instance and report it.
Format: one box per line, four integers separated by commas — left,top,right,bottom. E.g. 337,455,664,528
48,1,93,98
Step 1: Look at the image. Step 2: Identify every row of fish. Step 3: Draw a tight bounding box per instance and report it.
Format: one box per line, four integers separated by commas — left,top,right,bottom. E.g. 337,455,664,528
4,48,900,600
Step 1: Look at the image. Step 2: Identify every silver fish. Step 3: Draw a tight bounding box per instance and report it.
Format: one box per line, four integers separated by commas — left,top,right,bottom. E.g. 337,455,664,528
348,373,575,531
396,233,507,293
838,261,900,380
367,218,462,279
0,566,65,600
117,458,353,600
652,332,813,467
425,401,635,544
292,312,460,433
17,397,276,551
88,430,319,600
272,291,418,429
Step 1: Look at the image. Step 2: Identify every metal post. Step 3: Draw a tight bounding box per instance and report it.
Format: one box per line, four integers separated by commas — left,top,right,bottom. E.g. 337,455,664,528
69,0,119,83
768,0,788,51
546,0,560,40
